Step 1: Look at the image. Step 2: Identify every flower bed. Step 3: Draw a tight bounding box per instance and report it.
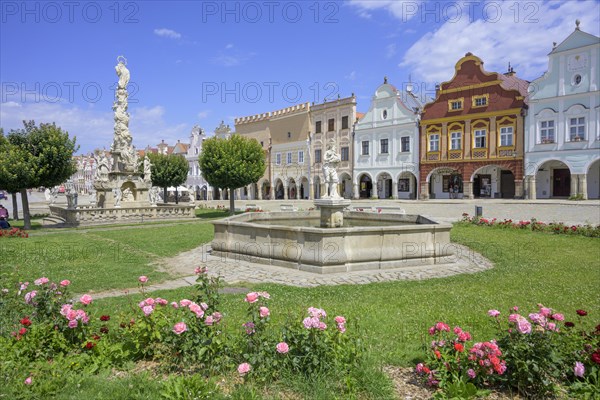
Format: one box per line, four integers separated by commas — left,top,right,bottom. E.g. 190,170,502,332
0,228,28,238
459,214,600,238
416,305,600,398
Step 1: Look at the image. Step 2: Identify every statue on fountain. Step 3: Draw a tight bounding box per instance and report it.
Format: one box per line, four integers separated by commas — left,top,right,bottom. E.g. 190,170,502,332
322,140,341,199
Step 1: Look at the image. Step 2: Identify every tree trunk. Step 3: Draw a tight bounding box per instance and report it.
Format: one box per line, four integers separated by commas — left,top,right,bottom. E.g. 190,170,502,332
163,187,168,204
20,189,31,230
11,192,19,220
175,188,179,204
229,188,235,215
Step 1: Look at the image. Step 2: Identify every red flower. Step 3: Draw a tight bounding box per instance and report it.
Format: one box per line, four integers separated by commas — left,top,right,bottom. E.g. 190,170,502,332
18,327,27,335
85,342,95,349
454,343,464,352
100,326,109,334
434,350,441,359
591,351,600,365
565,321,575,328
576,309,588,316
100,315,110,321
20,317,32,326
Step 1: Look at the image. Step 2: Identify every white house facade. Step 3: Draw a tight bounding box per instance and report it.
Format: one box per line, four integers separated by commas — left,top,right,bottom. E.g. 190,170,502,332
524,23,600,199
185,125,211,200
353,78,422,199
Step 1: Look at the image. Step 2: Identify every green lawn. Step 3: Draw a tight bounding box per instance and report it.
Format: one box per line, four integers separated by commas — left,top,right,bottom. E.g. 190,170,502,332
2,221,599,399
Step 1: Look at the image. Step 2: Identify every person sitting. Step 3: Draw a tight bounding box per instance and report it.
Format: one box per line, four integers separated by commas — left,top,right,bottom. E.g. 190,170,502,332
0,204,8,219
0,217,10,229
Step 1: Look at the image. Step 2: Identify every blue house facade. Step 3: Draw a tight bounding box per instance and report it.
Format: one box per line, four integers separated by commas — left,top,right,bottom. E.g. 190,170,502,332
524,22,600,199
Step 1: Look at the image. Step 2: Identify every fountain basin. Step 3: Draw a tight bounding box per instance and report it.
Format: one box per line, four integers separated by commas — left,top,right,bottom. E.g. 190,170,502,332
211,210,454,274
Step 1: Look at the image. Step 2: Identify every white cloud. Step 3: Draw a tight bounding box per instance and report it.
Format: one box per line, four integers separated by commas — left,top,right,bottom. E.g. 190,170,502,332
153,28,182,39
225,43,234,49
211,46,256,67
400,1,600,83
349,0,421,21
386,43,397,59
345,71,357,80
197,110,211,119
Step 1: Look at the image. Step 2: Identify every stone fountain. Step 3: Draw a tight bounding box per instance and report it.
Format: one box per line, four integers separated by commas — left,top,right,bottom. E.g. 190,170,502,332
211,142,455,274
46,57,195,226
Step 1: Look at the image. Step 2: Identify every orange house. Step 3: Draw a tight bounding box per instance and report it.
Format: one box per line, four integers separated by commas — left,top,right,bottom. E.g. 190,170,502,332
419,53,529,199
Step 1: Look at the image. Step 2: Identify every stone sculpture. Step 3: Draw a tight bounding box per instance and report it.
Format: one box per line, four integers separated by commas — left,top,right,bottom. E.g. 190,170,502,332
322,141,341,199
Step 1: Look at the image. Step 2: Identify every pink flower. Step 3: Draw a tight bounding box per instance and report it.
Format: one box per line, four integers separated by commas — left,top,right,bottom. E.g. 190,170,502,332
539,307,552,317
142,305,154,316
276,342,289,354
172,322,187,335
24,376,32,385
245,292,259,303
467,369,476,379
529,313,546,326
194,266,207,274
143,298,155,306
574,361,585,377
212,312,222,324
318,321,327,331
179,299,192,307
200,302,209,311
24,291,37,304
68,319,78,329
258,291,270,299
488,310,501,318
551,313,564,321
204,316,214,326
308,307,326,319
189,303,204,318
60,304,73,316
517,317,532,334
138,276,148,283
434,322,450,332
259,306,270,318
155,298,168,306
238,362,251,376
79,294,92,305
34,277,49,286
170,302,179,309
334,316,346,324
66,309,78,321
415,363,425,374
508,313,521,323
547,322,558,332
59,280,70,287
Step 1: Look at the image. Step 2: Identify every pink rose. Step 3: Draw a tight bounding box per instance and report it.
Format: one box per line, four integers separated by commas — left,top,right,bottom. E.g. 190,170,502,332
334,316,346,324
488,310,500,318
276,342,289,354
138,276,148,283
34,277,49,286
245,292,259,303
24,376,32,385
238,362,251,376
68,319,78,329
574,361,585,377
551,313,564,321
258,291,270,299
60,304,73,316
173,322,187,335
204,316,214,326
142,306,154,316
170,302,179,309
194,266,207,275
189,303,204,318
539,307,552,317
179,299,192,307
24,291,37,304
79,294,92,305
259,306,270,318
467,369,476,379
60,280,70,287
508,313,521,323
66,309,78,321
212,312,222,323
200,302,209,311
155,298,168,306
517,317,532,334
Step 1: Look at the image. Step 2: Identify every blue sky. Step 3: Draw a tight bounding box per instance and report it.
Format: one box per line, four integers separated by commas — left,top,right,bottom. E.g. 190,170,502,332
1,0,599,153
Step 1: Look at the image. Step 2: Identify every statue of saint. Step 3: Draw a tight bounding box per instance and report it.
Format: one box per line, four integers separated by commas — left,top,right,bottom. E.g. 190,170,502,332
122,187,133,202
113,188,122,207
143,156,152,182
115,58,130,90
322,141,341,199
148,186,158,205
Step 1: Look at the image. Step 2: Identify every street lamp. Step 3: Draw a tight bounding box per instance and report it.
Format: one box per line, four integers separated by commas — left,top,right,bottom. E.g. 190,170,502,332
306,134,311,200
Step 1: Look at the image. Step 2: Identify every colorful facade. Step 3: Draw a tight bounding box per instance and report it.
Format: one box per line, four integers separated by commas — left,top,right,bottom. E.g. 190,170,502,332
524,23,600,199
419,53,529,200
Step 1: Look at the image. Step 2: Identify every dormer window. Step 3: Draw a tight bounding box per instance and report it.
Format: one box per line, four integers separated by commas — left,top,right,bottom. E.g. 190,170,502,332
448,98,464,111
472,94,489,107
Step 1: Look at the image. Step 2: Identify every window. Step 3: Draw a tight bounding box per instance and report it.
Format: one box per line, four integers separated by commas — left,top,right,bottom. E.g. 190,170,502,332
260,141,264,147
276,153,281,165
361,141,369,155
287,132,291,139
474,129,487,148
314,149,322,163
429,134,439,151
450,132,461,150
341,146,349,161
448,98,464,111
195,148,199,155
328,118,335,132
382,109,388,119
540,120,555,143
572,74,582,86
472,95,488,107
298,151,304,164
401,137,410,152
380,138,389,154
315,121,322,133
286,152,292,164
500,126,513,147
569,117,585,141
342,116,349,129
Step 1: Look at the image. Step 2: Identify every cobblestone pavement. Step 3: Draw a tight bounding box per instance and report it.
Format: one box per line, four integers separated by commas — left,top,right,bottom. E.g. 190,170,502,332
90,243,493,299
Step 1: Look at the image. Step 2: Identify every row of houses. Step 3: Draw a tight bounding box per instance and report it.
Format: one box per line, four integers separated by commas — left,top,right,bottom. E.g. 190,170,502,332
226,23,599,201
72,23,599,202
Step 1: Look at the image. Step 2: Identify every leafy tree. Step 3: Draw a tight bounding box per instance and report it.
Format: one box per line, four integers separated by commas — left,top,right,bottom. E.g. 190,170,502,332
0,121,78,229
146,153,188,204
198,134,266,215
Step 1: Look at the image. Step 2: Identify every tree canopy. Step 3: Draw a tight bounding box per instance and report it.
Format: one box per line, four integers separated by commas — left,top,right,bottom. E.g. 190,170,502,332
0,121,78,229
198,134,266,214
146,153,188,203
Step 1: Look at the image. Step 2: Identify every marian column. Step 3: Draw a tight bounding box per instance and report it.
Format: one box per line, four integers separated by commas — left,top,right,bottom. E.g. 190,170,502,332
111,56,137,172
